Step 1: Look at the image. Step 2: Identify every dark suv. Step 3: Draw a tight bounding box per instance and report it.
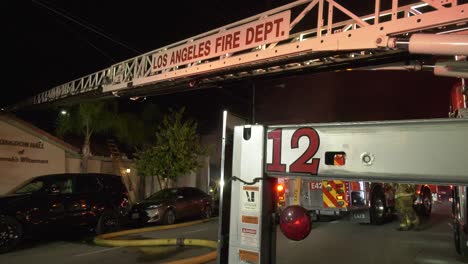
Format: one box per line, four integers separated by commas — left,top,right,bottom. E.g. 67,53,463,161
0,173,130,253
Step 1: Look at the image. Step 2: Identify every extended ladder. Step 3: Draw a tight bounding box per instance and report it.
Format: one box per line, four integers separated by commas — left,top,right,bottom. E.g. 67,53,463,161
10,0,467,110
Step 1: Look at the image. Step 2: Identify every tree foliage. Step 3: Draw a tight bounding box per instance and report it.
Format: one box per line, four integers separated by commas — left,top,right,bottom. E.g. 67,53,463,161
56,101,116,139
56,101,117,172
56,101,161,172
135,108,206,189
112,103,161,148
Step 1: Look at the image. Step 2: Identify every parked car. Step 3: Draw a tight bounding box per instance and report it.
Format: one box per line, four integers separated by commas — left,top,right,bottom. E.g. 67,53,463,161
130,187,213,225
0,173,130,253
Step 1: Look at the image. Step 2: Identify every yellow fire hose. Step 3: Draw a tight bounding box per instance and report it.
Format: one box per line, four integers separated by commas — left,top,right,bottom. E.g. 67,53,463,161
94,218,218,264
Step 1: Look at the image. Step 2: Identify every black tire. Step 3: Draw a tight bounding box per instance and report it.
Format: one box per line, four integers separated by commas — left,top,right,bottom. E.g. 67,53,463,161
163,209,176,225
454,220,468,260
453,188,468,258
95,209,121,235
0,216,23,254
420,187,432,217
202,206,212,219
370,187,387,225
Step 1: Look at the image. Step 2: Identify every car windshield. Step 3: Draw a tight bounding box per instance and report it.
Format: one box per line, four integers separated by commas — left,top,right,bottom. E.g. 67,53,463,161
147,189,178,200
13,178,46,194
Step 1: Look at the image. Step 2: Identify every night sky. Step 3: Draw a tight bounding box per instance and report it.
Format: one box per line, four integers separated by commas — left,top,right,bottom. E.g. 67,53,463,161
9,0,423,107
6,0,458,135
6,0,293,107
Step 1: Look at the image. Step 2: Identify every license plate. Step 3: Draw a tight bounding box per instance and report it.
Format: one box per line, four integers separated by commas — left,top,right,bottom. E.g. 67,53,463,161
132,213,139,219
353,213,366,219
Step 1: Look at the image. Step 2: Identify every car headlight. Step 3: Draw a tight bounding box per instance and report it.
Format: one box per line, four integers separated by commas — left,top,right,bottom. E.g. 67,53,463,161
147,204,162,209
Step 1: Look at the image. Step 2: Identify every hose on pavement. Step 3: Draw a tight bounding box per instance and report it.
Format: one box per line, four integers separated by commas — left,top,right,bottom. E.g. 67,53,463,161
94,218,218,264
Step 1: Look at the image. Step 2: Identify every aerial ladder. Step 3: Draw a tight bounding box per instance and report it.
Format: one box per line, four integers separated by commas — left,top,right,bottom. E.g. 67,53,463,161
106,139,135,203
8,0,468,263
8,0,467,110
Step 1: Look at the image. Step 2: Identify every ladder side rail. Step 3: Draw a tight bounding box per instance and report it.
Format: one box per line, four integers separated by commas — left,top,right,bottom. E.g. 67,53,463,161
107,0,458,84
23,1,415,104
106,0,312,79
19,1,467,107
118,0,436,88
264,118,468,185
30,0,424,106
31,68,109,105
129,4,466,90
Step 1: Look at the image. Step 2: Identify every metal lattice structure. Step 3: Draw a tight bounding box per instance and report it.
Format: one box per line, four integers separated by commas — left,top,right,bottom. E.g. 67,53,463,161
12,0,467,110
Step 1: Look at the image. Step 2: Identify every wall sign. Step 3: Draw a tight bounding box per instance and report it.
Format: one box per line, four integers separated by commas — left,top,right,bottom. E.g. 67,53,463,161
242,185,260,213
0,138,48,164
0,139,44,149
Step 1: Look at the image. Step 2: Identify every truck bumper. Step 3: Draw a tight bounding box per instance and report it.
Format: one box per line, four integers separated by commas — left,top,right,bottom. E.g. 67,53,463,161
350,207,371,223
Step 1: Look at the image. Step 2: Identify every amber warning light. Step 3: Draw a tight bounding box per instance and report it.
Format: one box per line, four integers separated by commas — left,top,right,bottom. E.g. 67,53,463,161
276,183,285,203
276,184,284,192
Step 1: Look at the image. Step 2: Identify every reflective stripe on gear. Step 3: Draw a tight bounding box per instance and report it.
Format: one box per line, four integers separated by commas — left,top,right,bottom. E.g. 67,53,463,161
395,196,420,229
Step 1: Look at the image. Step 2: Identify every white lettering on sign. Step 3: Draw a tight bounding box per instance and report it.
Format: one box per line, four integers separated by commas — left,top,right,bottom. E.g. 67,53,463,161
309,181,323,190
241,227,259,247
151,11,290,72
242,185,260,213
0,139,44,149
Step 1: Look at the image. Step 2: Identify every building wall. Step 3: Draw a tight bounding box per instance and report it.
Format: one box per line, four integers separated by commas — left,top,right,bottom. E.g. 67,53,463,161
1,113,213,199
176,156,210,193
87,159,103,173
65,157,81,173
65,157,116,174
0,120,66,194
100,159,115,174
138,156,211,200
0,118,137,195
254,71,453,124
200,112,246,186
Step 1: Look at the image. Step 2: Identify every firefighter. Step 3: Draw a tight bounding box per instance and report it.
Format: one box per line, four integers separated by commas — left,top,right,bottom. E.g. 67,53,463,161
393,183,420,231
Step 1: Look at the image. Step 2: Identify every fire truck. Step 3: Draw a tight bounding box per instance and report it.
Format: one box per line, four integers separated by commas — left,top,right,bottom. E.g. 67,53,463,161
11,0,468,263
277,176,434,224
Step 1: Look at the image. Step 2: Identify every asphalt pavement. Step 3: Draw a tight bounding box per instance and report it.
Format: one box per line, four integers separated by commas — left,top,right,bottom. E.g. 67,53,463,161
276,201,465,264
1,201,465,264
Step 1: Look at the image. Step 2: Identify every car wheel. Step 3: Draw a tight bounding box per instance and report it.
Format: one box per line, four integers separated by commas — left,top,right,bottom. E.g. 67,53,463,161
96,209,121,235
370,188,387,225
0,216,23,254
163,209,176,225
454,220,468,258
454,221,462,255
203,206,212,219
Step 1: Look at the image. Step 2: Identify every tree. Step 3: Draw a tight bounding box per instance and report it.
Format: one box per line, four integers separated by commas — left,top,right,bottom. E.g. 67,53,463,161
113,103,161,149
56,101,117,172
135,108,207,190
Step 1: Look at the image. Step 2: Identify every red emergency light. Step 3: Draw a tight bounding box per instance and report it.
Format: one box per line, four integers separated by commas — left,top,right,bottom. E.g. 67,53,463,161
279,205,312,241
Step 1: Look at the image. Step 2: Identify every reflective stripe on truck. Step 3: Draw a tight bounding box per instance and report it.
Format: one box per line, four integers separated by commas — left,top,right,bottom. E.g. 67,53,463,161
322,180,348,208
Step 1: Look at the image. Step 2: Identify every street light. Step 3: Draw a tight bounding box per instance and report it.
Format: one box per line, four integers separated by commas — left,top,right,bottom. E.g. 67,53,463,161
60,110,67,115
126,168,131,173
